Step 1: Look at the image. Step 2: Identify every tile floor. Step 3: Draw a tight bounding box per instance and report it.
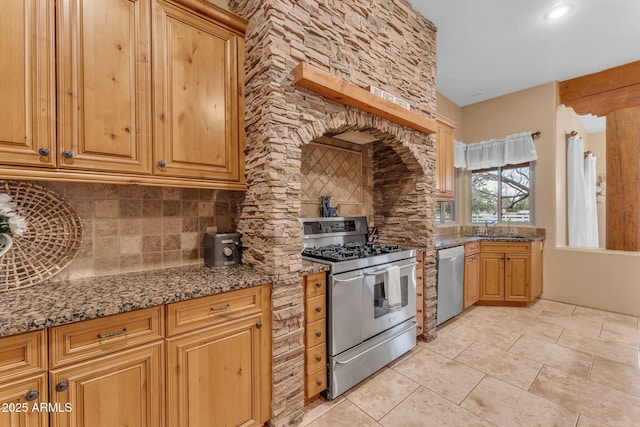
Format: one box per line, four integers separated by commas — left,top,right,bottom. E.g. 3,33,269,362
301,299,640,427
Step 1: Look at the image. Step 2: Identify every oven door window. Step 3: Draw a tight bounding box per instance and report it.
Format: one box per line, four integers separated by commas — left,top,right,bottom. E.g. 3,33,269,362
373,275,409,319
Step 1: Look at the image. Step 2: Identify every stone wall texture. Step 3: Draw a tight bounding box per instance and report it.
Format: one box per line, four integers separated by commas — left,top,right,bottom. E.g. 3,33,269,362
227,0,439,425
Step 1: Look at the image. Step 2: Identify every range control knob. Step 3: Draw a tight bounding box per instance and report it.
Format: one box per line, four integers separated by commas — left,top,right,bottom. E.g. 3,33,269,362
223,247,233,257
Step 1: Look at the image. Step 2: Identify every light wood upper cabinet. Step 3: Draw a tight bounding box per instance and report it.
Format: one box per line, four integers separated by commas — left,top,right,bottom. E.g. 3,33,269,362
57,0,152,174
152,0,245,182
435,115,456,201
0,0,56,168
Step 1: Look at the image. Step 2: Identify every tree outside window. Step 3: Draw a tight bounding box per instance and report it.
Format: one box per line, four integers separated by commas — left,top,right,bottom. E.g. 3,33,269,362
471,163,532,223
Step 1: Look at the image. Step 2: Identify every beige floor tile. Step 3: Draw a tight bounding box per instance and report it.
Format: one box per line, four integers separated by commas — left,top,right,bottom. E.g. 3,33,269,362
455,341,542,390
436,315,469,334
576,414,611,427
509,335,594,378
495,316,564,342
461,375,578,427
589,356,640,398
380,386,495,427
573,306,638,329
305,400,380,427
420,329,474,359
529,298,577,316
392,348,485,404
345,368,419,421
600,321,640,346
386,345,422,369
529,366,640,427
457,305,508,325
301,396,347,427
447,320,522,350
557,329,640,367
537,311,603,338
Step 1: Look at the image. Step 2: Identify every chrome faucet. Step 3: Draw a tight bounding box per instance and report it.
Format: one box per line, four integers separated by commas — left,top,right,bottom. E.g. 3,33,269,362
507,218,513,236
483,221,489,235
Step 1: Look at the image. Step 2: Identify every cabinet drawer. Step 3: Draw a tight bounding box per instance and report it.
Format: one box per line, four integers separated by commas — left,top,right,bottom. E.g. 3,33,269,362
415,252,424,263
416,263,424,284
305,319,326,348
465,241,480,255
49,306,163,368
167,286,265,337
306,342,326,374
305,295,326,324
416,322,424,336
306,367,327,397
480,241,531,253
304,272,326,298
0,330,46,382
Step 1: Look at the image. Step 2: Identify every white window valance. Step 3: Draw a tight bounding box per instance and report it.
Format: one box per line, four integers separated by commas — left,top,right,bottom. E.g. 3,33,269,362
455,132,538,171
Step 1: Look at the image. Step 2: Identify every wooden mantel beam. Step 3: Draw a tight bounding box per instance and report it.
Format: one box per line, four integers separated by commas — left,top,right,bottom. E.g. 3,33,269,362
293,62,438,135
559,61,640,116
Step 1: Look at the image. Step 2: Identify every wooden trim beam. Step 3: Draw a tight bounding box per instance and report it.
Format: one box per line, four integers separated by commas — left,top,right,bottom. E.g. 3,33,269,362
293,62,438,135
559,61,640,116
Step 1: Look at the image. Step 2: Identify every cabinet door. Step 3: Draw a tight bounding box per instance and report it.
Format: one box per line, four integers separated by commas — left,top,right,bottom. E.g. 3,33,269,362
505,254,530,302
166,318,265,427
435,119,455,201
152,0,243,182
0,374,48,427
57,0,152,174
479,253,504,301
0,0,55,168
49,341,163,427
463,254,480,308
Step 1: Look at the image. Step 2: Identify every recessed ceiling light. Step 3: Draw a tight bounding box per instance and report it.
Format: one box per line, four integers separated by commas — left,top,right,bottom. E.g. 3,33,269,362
544,4,574,20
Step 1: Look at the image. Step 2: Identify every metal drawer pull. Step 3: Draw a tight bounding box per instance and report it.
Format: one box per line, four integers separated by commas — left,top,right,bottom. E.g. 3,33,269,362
25,390,39,401
364,262,419,276
315,355,322,362
316,380,323,386
315,306,322,312
97,328,126,339
334,321,417,365
211,304,230,312
332,274,363,283
315,331,322,337
315,281,322,288
55,381,68,393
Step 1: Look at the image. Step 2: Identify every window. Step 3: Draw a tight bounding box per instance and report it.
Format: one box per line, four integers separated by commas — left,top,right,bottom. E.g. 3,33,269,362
471,163,533,223
435,201,455,223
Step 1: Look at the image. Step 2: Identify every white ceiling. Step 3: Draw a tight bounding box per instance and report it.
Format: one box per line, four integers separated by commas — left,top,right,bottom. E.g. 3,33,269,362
407,0,640,113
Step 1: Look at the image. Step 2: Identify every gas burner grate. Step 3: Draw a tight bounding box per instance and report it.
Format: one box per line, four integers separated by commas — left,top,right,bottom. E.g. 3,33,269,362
303,242,406,262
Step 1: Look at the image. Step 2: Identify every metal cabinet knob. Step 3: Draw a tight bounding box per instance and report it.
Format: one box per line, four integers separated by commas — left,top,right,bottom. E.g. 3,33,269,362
55,381,68,392
315,306,322,312
315,331,322,337
315,355,322,362
256,321,262,329
38,147,50,156
316,380,323,386
157,160,166,167
315,282,322,288
25,390,39,401
62,150,73,159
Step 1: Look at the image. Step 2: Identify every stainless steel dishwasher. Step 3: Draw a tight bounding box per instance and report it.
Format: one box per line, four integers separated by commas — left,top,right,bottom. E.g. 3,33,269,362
436,245,465,325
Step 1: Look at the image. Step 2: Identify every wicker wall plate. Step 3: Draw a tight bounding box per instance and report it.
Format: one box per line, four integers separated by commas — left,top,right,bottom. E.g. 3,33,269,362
0,181,83,292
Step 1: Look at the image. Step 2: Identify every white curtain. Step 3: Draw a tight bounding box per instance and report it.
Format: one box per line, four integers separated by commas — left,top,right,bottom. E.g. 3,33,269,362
465,132,537,171
454,140,467,169
567,135,598,248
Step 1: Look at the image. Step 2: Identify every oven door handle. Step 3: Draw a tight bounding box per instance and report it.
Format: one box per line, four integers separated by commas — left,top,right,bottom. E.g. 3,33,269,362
332,274,363,283
333,321,418,365
363,261,419,276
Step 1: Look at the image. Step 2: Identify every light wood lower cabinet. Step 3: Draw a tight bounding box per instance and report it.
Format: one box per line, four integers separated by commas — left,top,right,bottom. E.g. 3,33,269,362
49,342,164,427
478,240,544,306
165,285,271,427
302,272,327,402
0,329,49,427
463,242,480,309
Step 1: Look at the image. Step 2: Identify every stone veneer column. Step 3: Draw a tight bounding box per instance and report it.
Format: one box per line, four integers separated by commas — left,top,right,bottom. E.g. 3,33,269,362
229,0,438,425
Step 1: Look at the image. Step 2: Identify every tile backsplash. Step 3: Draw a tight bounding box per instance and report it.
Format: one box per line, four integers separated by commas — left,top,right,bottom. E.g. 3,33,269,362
36,182,244,281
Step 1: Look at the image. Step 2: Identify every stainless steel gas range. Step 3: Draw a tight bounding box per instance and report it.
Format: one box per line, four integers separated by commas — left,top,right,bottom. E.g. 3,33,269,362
300,216,418,399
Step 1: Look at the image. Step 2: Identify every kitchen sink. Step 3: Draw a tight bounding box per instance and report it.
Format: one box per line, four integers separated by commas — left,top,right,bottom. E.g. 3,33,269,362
463,234,533,241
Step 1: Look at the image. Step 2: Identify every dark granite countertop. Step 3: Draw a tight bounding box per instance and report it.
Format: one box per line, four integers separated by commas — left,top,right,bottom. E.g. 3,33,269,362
436,233,545,250
0,264,273,338
301,260,331,275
